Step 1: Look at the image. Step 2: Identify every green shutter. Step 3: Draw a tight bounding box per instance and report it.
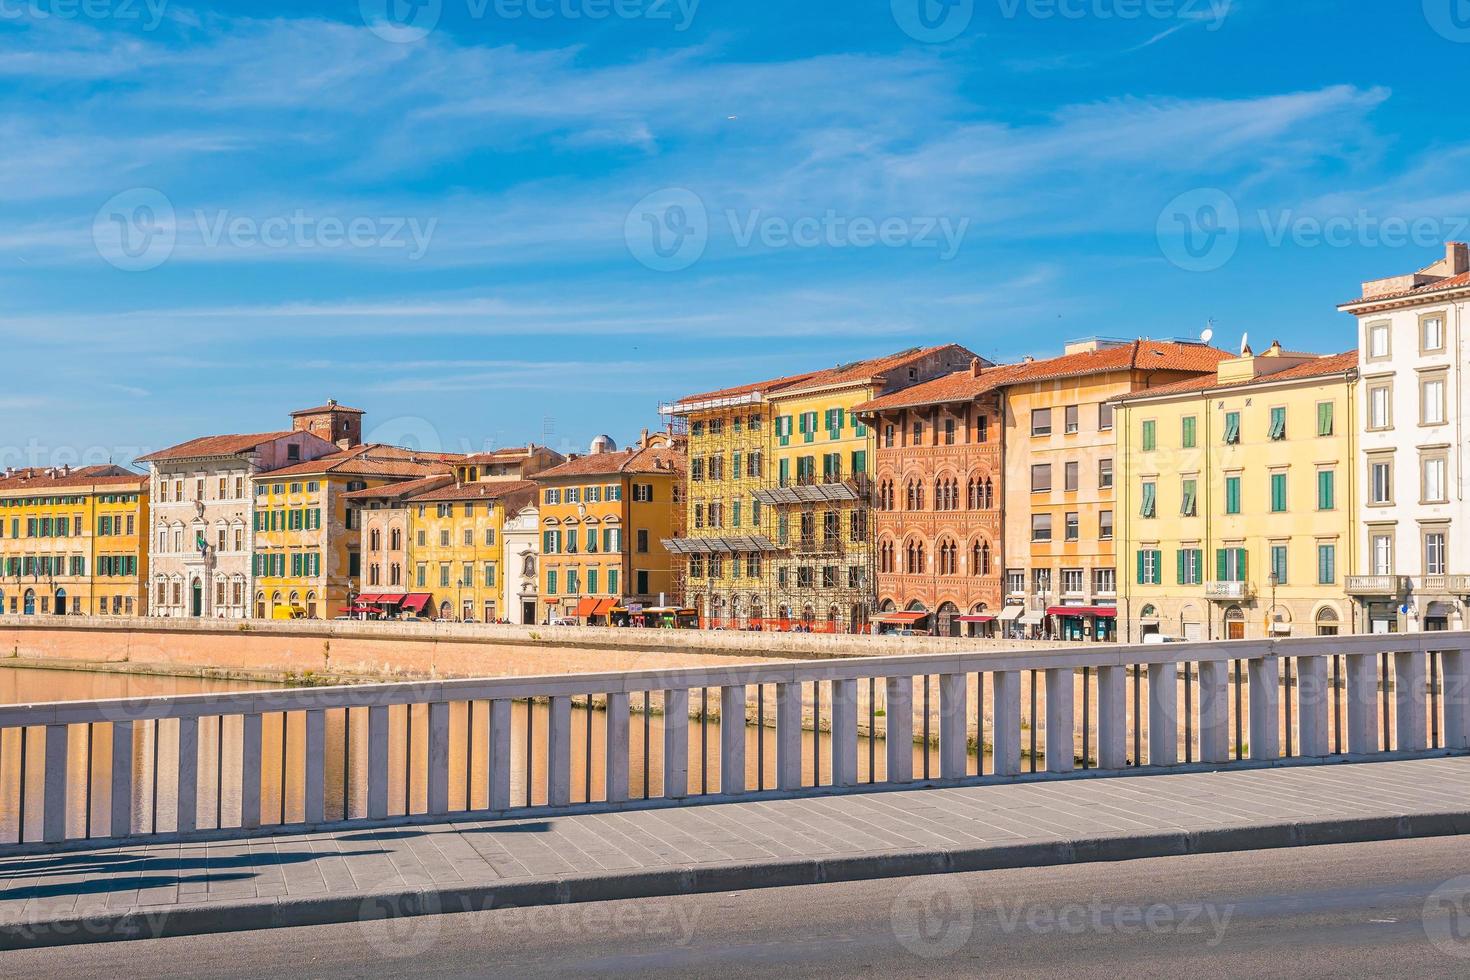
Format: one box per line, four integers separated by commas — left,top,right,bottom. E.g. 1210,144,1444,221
1216,549,1227,582
1182,416,1196,448
1318,401,1333,437
1176,550,1186,585
1224,412,1240,445
1271,473,1286,512
1137,550,1146,586
1142,420,1156,451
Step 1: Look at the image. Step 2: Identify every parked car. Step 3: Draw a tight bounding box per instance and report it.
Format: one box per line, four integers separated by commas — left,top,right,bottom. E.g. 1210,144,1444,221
550,617,579,626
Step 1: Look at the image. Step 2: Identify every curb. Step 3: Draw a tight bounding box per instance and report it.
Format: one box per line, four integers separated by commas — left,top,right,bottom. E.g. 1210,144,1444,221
3,809,1468,950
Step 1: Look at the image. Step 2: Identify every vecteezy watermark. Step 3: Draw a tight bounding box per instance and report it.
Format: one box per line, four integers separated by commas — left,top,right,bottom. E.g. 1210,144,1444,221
0,0,170,30
1424,875,1470,959
893,0,1231,43
93,189,438,270
624,188,970,271
891,0,975,43
361,0,697,43
1261,210,1470,251
1424,0,1470,43
1156,187,1240,273
891,878,976,958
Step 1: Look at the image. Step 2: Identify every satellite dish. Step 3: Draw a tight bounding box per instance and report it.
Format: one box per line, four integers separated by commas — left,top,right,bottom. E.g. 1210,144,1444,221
1240,332,1250,356
1201,318,1215,345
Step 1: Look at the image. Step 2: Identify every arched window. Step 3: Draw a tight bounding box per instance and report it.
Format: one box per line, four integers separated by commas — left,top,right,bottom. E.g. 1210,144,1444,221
938,538,957,575
906,540,925,574
972,540,991,576
369,528,381,551
390,527,403,550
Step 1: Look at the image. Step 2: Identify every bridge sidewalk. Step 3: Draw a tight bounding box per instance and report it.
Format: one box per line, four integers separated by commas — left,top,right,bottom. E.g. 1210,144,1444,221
4,756,1470,949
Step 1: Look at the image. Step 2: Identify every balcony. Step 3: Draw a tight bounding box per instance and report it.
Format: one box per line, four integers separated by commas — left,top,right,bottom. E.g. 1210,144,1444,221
1447,576,1470,595
1345,575,1410,597
1204,581,1254,601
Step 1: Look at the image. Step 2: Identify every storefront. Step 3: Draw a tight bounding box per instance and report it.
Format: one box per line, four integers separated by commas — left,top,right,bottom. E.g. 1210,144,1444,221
1045,605,1117,642
871,610,929,634
997,604,1025,638
957,613,995,638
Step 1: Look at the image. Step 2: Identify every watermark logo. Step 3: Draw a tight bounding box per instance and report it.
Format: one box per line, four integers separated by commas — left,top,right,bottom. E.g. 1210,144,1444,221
891,0,974,43
0,0,171,30
1424,0,1470,42
1260,210,1470,250
891,878,975,958
1157,187,1239,272
625,187,709,272
358,890,445,958
1424,875,1470,958
361,0,442,43
93,187,177,272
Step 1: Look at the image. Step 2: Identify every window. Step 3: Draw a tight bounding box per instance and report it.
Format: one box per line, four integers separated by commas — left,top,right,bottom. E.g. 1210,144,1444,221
633,484,653,503
1064,462,1079,492
944,418,956,445
1423,454,1449,504
637,529,649,553
1064,405,1079,434
1270,472,1287,513
1098,510,1114,541
1180,478,1197,517
1139,481,1157,519
1370,458,1393,505
1223,411,1240,445
1217,547,1247,582
1422,376,1447,426
1030,464,1052,493
1177,548,1203,586
1181,416,1197,449
1006,570,1025,595
1136,549,1161,586
1061,568,1084,594
1421,314,1445,354
1426,530,1448,576
1031,409,1052,437
1225,475,1241,515
1064,512,1079,541
1366,322,1390,360
1317,544,1336,585
1098,402,1114,431
1368,384,1392,430
1031,514,1052,542
1269,543,1288,585
1141,420,1156,452
1371,533,1393,576
1268,407,1286,441
1093,567,1116,596
1098,458,1114,490
1317,469,1336,511
1317,401,1334,437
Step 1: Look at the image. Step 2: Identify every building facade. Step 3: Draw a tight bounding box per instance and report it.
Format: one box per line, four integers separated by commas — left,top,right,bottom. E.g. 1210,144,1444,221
1114,346,1358,642
856,358,1014,636
536,435,685,624
502,503,541,625
340,474,452,619
1340,242,1470,632
0,465,149,616
454,445,565,484
400,479,537,622
1002,340,1229,641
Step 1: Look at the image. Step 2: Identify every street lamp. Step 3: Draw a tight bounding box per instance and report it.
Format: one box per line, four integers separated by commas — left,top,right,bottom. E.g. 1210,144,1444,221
1267,572,1279,636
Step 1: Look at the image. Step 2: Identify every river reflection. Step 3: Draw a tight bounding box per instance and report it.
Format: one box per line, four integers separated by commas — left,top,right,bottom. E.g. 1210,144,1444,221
0,667,993,844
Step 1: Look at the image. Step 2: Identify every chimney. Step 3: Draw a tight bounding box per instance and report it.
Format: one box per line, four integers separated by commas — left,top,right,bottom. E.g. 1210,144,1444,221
1265,340,1283,357
970,357,983,378
61,464,70,476
1450,242,1470,276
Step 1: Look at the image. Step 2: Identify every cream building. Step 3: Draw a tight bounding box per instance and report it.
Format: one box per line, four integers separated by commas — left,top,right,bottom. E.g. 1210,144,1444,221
502,503,541,625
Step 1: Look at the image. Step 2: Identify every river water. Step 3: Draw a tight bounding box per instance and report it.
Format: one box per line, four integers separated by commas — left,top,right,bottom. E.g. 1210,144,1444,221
0,666,974,843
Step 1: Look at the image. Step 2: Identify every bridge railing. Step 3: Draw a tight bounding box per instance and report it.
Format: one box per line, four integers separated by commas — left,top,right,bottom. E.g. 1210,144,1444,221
1,632,1467,851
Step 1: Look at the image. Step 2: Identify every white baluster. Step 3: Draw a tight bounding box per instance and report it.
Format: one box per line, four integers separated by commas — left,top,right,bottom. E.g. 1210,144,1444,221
303,709,325,824
547,695,571,807
43,723,68,843
605,692,630,804
1443,650,1470,750
776,682,804,791
1297,656,1330,757
241,712,263,829
720,685,747,795
831,678,858,787
177,716,200,832
1097,665,1127,769
488,699,513,810
1197,661,1230,763
884,677,913,783
1346,652,1379,755
939,673,968,780
1395,651,1427,752
992,670,1021,776
1248,657,1280,760
1148,662,1178,767
1045,667,1074,774
367,704,390,819
110,720,133,838
427,701,451,813
663,689,690,799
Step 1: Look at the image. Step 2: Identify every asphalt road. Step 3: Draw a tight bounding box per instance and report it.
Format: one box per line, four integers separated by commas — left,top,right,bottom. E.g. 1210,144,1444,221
12,837,1470,978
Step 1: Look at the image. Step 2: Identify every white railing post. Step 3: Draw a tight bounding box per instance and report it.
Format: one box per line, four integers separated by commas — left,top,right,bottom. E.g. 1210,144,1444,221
367,704,389,819
605,692,630,804
177,716,200,832
992,670,1021,776
939,673,968,780
1097,665,1127,769
1395,650,1427,752
488,699,513,810
428,701,451,814
1444,650,1470,750
1045,667,1074,773
1347,652,1379,755
110,720,133,838
1148,662,1178,767
776,681,803,791
1248,656,1280,760
884,676,913,783
43,724,68,843
663,689,690,799
241,712,263,829
831,678,858,787
1297,656,1330,758
547,695,571,807
720,685,746,795
303,709,325,823
1197,660,1230,763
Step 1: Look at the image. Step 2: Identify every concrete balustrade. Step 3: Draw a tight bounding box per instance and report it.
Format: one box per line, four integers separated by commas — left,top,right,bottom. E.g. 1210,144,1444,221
1,632,1466,854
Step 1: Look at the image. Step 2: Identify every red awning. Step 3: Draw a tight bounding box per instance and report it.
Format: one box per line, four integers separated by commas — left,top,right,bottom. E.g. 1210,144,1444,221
356,594,382,603
591,598,617,616
872,611,928,625
575,597,600,617
958,615,995,624
1046,606,1118,618
401,593,433,614
376,593,408,605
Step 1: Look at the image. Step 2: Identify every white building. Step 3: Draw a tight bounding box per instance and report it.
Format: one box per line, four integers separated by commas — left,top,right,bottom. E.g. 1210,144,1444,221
1340,242,1470,633
503,503,540,625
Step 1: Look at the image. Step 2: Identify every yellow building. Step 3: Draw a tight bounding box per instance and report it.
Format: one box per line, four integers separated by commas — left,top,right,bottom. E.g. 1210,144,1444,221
1001,340,1229,642
251,445,454,619
535,435,685,624
1113,345,1359,642
401,479,538,622
0,465,149,616
453,445,565,484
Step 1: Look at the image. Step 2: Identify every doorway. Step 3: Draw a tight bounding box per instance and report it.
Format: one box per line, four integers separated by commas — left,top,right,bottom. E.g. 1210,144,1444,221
522,600,537,624
191,580,203,617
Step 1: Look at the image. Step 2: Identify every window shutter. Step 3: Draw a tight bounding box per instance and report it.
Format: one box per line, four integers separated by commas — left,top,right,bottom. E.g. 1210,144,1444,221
1136,550,1145,585
1176,550,1186,585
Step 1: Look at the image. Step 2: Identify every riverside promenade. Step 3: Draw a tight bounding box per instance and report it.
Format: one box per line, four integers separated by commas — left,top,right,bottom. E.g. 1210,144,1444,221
5,756,1469,949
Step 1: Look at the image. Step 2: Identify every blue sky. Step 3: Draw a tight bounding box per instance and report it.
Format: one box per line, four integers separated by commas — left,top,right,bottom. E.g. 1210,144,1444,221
3,0,1468,467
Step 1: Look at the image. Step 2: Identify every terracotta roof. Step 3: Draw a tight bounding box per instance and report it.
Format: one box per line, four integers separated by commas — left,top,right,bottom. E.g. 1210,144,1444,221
0,465,148,494
1339,270,1470,308
535,446,685,480
340,474,455,503
136,431,299,463
460,445,563,465
1112,350,1359,402
773,345,978,397
854,362,1033,413
404,480,538,503
257,444,455,479
290,402,364,416
670,370,829,412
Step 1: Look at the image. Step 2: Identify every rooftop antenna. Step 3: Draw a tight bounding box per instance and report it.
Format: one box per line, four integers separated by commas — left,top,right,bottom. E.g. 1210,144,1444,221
1200,319,1215,345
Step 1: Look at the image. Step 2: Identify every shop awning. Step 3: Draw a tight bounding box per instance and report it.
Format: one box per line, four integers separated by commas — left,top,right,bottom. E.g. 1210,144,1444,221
591,598,617,616
575,597,600,617
1019,612,1045,626
1046,606,1118,618
872,611,928,625
997,606,1025,621
356,594,382,603
401,593,433,614
958,615,995,624
376,593,408,605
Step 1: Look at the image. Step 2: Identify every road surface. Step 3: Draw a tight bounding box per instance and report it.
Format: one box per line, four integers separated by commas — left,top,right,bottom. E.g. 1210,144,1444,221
10,837,1470,978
